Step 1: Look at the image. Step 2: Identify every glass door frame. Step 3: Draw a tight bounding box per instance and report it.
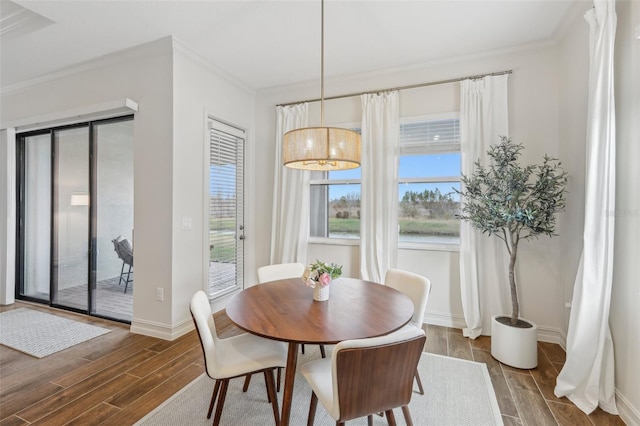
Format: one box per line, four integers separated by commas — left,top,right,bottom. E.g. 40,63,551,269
15,115,134,323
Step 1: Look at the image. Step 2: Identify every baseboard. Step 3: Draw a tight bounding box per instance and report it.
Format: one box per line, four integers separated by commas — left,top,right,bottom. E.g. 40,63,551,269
536,325,567,349
130,316,194,341
424,311,467,329
617,389,640,426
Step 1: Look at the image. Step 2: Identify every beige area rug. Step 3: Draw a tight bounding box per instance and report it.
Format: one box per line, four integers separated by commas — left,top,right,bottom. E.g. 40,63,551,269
0,308,111,358
136,351,503,426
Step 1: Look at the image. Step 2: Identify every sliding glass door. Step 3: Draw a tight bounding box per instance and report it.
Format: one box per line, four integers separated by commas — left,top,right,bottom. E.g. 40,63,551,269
53,125,90,311
94,119,134,320
16,116,134,322
21,133,52,301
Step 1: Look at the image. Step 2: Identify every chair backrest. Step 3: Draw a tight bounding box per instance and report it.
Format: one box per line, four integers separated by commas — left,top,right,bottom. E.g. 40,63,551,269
112,236,124,260
331,327,426,422
190,290,220,378
257,262,305,283
384,269,431,328
118,239,134,266
112,235,134,266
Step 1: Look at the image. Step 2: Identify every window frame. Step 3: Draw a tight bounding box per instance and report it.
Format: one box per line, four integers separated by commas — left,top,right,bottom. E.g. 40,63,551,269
309,112,461,252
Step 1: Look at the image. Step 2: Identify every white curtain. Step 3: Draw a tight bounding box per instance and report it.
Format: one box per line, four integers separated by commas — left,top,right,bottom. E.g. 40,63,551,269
359,91,399,282
269,104,310,264
459,75,509,338
555,0,618,415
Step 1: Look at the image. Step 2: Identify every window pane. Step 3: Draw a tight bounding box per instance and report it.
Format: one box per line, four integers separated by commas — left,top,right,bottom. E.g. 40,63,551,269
399,153,460,178
328,168,361,180
399,182,460,244
310,184,361,238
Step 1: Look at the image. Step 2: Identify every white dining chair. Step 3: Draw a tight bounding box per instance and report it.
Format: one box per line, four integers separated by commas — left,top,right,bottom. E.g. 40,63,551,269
257,262,325,358
384,268,431,395
299,326,426,426
190,291,287,426
257,262,305,283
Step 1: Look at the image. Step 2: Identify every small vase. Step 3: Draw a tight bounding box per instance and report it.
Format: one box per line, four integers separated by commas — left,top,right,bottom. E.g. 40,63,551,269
313,283,330,301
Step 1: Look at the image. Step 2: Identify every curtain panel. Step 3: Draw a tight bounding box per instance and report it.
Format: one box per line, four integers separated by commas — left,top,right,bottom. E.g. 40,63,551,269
270,104,310,265
554,0,618,415
359,91,399,282
459,75,509,338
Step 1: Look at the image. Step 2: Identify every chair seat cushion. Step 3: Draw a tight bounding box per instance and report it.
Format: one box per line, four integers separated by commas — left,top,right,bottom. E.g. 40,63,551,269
299,357,339,420
211,333,287,379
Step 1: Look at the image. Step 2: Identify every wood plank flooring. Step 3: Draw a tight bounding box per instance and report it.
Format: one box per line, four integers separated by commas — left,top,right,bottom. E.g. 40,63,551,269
0,302,625,425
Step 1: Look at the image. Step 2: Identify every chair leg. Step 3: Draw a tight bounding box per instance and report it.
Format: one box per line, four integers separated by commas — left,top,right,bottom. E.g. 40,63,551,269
119,262,125,286
212,379,229,426
124,264,132,293
320,344,326,358
385,409,397,426
277,367,282,392
401,406,413,426
301,344,305,354
307,392,318,426
242,374,251,392
414,371,424,395
367,415,373,426
207,380,221,419
264,369,280,426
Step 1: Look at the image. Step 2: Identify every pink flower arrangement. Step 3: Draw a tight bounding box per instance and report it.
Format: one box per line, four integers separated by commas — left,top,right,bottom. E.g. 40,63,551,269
302,260,342,289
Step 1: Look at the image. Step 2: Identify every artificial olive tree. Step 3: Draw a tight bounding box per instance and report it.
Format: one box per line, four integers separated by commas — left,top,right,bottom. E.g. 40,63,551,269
456,136,568,326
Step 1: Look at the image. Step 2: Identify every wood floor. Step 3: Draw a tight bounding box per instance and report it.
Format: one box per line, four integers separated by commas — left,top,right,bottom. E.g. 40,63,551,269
0,302,625,425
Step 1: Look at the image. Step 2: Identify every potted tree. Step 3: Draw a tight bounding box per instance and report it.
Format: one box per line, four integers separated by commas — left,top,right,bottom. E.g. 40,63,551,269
456,136,568,368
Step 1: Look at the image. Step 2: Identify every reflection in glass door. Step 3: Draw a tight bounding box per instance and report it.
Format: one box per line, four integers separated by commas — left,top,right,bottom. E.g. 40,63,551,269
53,126,90,311
94,119,134,321
20,133,52,301
16,116,134,322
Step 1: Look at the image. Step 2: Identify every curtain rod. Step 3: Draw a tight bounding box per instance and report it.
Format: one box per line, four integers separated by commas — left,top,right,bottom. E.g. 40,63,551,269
276,69,512,107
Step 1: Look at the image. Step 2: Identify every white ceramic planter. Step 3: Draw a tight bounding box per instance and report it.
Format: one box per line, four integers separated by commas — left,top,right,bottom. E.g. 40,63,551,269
490,315,538,369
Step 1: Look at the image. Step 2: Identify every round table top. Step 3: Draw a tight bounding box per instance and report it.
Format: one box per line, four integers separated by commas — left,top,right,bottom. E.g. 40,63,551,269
226,277,414,345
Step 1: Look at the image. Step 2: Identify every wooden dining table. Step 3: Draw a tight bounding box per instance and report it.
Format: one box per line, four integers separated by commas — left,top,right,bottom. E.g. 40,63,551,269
225,277,414,426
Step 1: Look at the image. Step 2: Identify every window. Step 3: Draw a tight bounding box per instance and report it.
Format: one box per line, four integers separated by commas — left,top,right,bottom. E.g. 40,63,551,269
398,118,460,244
310,116,460,245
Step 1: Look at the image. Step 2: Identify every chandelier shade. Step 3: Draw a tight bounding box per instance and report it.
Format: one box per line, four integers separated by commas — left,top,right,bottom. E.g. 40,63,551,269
283,126,360,170
282,0,361,170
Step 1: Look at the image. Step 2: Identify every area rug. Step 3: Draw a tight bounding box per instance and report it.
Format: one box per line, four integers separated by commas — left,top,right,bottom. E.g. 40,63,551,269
136,352,503,426
0,308,111,358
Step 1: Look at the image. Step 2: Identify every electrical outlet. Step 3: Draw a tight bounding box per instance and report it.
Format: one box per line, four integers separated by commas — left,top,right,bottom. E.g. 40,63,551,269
156,287,164,302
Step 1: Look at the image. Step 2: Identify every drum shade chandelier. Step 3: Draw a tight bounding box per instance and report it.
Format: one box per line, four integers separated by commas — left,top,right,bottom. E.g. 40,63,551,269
282,0,361,170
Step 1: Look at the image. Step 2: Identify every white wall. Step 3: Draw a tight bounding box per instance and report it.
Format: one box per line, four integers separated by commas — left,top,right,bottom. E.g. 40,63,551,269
170,40,256,326
611,1,640,422
1,37,256,338
1,37,175,330
557,5,590,334
0,129,16,305
255,43,567,339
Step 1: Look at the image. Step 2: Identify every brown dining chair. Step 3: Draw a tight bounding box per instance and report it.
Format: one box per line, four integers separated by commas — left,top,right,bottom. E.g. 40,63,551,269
190,291,287,426
384,268,431,395
299,326,426,426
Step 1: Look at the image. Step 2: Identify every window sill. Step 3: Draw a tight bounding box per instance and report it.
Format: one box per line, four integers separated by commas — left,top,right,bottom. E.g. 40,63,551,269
308,237,460,253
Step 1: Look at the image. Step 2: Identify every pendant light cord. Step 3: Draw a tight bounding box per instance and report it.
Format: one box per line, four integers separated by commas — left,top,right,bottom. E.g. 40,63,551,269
320,0,325,126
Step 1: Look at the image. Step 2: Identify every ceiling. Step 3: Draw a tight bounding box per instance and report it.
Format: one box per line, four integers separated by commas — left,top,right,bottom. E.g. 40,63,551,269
1,0,583,91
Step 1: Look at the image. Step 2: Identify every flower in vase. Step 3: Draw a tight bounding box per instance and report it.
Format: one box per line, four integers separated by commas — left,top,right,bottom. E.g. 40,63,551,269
301,260,342,289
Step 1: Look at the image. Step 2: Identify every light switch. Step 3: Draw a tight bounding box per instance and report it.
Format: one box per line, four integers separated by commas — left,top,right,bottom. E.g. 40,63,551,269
181,217,192,230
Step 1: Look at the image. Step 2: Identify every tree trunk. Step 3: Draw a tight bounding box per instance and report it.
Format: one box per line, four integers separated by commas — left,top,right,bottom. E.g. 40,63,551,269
509,243,519,325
